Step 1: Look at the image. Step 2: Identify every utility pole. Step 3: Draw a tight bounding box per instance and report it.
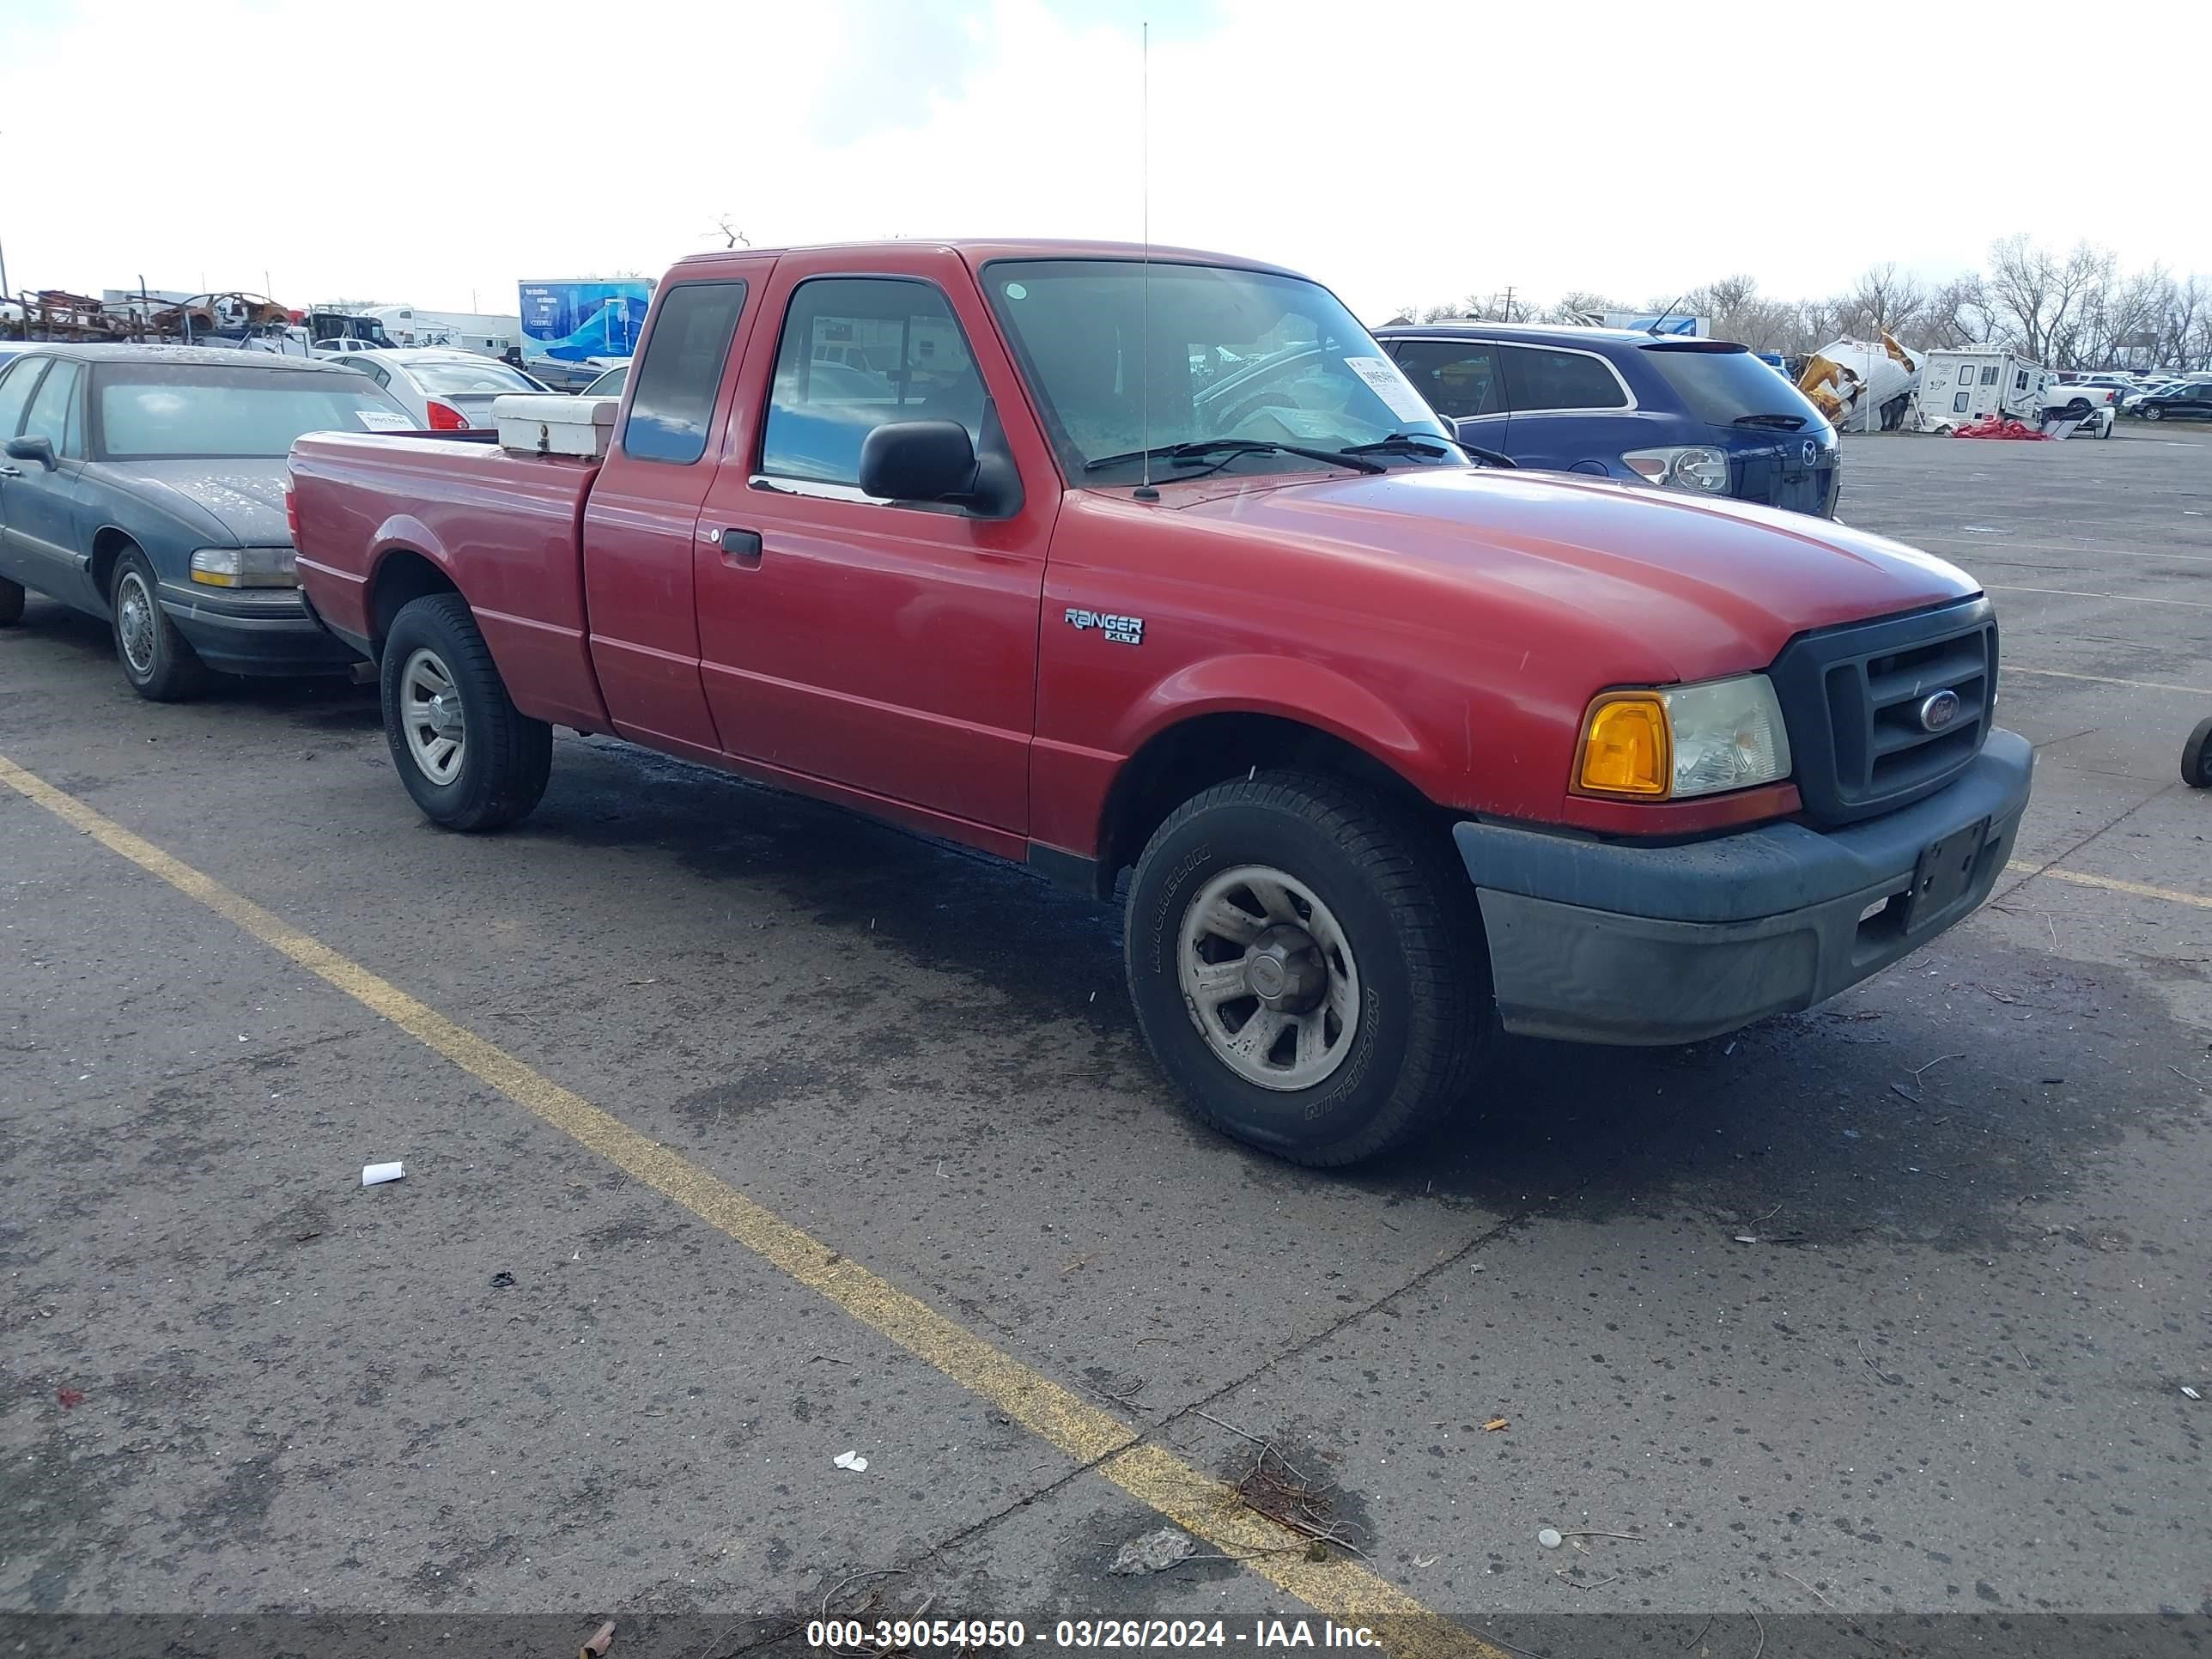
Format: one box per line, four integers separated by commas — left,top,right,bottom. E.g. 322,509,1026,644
1500,286,1516,323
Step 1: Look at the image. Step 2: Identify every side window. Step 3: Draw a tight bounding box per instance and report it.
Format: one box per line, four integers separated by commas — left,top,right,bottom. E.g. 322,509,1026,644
1953,391,1972,414
21,360,82,450
1386,339,1503,420
623,281,748,465
0,358,47,439
1979,366,2001,386
2014,369,2028,392
760,277,987,489
1500,346,1629,412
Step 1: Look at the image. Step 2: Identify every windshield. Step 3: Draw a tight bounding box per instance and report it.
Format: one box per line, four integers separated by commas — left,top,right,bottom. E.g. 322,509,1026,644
1642,342,1832,430
409,358,539,394
983,259,1455,482
94,364,414,459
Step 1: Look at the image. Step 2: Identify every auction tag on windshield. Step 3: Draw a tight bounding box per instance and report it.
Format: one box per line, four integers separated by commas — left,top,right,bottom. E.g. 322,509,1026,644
1343,356,1435,424
356,410,412,432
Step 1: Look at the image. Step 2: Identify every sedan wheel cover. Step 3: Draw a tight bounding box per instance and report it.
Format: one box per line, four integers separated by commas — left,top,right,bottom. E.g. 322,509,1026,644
117,573,158,675
399,647,466,785
1178,864,1361,1091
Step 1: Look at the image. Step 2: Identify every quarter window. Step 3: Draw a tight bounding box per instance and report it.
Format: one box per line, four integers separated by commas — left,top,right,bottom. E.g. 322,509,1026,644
1500,345,1629,412
623,281,748,465
760,277,987,488
1386,340,1504,420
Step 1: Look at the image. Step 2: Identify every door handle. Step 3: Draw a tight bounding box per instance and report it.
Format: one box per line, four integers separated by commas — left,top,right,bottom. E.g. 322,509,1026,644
0,466,21,478
718,527,763,568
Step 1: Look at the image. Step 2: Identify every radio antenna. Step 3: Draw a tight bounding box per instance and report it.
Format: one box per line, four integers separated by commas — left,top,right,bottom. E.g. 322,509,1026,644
1133,20,1158,501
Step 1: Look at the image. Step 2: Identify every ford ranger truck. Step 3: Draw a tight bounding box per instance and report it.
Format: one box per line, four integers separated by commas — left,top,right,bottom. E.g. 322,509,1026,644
289,240,2033,1168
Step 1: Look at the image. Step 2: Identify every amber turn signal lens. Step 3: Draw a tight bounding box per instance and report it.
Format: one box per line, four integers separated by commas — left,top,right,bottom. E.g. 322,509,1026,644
1579,695,1672,796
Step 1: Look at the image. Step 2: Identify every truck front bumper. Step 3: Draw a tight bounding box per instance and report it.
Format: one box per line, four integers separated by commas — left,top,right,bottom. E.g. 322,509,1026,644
1454,729,2034,1045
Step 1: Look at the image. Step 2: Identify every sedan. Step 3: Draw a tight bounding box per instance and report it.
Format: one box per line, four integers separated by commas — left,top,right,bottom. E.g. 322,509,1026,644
580,362,629,398
324,347,549,430
0,344,415,699
2130,384,2212,422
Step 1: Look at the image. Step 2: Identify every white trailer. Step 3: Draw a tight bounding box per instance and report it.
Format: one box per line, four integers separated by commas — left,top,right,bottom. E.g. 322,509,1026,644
1914,348,2114,437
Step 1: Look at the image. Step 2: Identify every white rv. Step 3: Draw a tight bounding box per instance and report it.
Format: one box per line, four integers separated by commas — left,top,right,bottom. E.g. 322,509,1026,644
363,305,524,360
1915,349,2114,437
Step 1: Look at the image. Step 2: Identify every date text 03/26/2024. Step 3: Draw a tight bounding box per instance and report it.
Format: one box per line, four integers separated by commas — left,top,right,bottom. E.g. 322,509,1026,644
805,1619,1381,1650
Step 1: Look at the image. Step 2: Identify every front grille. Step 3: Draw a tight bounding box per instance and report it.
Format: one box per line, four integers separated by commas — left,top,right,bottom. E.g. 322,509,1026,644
1769,597,1996,826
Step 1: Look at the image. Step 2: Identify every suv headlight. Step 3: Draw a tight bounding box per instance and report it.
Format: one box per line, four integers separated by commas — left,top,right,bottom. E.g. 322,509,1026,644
1621,445,1731,493
1577,674,1791,799
190,546,298,588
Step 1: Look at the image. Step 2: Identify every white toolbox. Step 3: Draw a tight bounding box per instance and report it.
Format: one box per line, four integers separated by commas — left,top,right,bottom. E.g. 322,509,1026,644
492,393,617,459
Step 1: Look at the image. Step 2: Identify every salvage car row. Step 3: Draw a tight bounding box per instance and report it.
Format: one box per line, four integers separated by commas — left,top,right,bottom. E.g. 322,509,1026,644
1,240,2029,1170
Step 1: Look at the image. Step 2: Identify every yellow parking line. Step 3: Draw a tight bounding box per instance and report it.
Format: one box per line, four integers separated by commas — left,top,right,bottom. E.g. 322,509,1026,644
0,752,1495,1659
2005,665,2212,697
2006,859,2212,911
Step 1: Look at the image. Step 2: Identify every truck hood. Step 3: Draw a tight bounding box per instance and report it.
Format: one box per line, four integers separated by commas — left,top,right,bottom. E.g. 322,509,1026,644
1161,466,1979,681
102,459,292,547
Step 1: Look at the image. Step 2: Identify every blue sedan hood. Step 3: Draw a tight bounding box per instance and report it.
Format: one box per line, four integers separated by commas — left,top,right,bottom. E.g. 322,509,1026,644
103,459,292,548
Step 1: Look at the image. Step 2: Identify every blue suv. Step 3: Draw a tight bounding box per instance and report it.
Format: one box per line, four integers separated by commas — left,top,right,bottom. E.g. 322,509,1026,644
1372,322,1841,517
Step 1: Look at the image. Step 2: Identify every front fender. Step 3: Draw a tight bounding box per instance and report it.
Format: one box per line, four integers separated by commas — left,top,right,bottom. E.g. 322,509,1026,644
1116,653,1436,778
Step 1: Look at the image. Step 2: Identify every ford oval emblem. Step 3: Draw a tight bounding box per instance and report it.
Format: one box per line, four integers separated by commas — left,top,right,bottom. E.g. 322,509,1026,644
1802,439,1820,466
1917,689,1962,732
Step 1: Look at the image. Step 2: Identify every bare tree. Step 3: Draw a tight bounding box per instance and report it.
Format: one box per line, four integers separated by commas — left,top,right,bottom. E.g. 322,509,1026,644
1835,263,1929,340
710,216,751,251
1984,234,2112,366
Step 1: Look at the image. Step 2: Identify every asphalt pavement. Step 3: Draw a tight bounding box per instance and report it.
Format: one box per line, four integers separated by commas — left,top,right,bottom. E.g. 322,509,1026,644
3,428,2209,1657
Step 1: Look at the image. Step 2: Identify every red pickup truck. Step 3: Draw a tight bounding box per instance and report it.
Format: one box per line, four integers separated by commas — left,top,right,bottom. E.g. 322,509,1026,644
290,239,2033,1166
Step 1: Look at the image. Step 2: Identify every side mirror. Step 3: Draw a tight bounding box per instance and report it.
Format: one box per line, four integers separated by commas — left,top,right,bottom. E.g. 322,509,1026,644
5,435,57,471
858,420,977,505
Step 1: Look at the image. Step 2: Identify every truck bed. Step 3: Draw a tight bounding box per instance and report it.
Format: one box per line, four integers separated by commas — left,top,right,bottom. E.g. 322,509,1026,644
289,430,612,732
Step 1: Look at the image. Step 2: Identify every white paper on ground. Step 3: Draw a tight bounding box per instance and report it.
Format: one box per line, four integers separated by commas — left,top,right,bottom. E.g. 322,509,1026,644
832,1449,868,1472
361,1161,405,1186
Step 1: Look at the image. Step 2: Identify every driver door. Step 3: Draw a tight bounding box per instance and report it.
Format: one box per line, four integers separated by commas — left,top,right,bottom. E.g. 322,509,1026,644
2,359,101,611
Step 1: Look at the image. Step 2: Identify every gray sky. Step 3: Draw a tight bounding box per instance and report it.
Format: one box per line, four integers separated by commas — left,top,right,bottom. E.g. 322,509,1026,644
4,0,2204,324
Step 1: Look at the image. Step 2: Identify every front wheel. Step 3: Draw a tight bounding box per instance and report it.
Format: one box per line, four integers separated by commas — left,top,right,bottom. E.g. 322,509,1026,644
111,548,208,701
1124,771,1490,1166
380,592,551,830
2144,406,2163,422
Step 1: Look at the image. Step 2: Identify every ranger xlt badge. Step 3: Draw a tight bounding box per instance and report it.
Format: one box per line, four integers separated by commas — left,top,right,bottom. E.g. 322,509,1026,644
1066,608,1145,647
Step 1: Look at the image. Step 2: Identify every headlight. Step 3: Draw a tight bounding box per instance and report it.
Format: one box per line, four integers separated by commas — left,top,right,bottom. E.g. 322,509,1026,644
190,546,298,588
1578,674,1791,799
1621,445,1731,493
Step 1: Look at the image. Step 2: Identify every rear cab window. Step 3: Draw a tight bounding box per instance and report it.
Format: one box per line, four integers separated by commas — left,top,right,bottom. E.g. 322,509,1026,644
1641,343,1828,431
623,282,749,465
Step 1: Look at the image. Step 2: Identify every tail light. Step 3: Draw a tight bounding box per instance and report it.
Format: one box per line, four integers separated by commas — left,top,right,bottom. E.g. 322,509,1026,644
426,399,468,431
283,478,301,542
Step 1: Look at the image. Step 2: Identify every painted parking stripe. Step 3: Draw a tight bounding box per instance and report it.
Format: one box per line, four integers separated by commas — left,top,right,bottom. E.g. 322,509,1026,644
2004,665,2212,697
0,752,1498,1659
1983,583,2212,611
2005,858,2212,912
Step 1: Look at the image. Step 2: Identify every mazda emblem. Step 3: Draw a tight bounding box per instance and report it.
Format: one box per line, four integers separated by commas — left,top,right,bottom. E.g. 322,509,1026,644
1917,689,1961,732
1802,439,1820,466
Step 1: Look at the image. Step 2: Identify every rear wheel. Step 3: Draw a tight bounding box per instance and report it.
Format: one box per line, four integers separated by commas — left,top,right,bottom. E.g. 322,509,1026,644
111,548,208,702
380,592,551,830
0,576,23,626
2144,405,2164,422
1124,771,1490,1166
2183,718,2212,789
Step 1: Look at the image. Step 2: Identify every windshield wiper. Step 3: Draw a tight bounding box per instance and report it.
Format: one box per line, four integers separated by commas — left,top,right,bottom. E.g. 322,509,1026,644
1083,438,1383,477
1732,412,1808,430
1340,433,1516,469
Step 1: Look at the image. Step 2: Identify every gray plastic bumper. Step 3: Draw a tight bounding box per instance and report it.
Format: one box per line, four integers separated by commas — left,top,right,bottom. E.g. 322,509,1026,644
1454,729,2034,1045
